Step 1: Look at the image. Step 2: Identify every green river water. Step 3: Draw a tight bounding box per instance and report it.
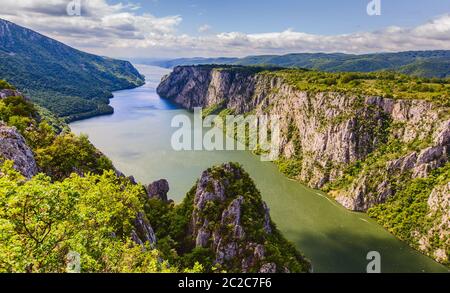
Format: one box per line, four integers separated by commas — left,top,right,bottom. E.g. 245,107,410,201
70,65,448,273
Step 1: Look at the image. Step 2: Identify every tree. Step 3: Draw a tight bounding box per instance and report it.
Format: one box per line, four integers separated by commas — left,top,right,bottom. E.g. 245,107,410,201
0,162,201,272
35,133,113,180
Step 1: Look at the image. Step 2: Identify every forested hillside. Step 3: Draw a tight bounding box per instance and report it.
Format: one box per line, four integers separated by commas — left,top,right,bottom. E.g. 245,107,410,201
0,19,145,121
149,51,450,78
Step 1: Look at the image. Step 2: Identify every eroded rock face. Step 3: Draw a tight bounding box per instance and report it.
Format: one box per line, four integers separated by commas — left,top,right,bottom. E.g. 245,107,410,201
259,263,277,273
131,212,157,248
146,179,170,202
190,163,310,273
0,123,38,179
344,117,449,211
158,66,449,211
415,183,450,264
158,66,449,266
0,89,22,99
157,66,214,110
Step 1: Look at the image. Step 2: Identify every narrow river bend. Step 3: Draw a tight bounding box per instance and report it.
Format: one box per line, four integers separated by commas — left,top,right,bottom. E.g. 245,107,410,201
71,65,448,273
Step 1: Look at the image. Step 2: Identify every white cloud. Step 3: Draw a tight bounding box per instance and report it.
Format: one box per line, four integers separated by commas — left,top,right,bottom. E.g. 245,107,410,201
413,14,450,41
211,15,450,55
198,24,211,33
0,1,449,58
0,0,182,52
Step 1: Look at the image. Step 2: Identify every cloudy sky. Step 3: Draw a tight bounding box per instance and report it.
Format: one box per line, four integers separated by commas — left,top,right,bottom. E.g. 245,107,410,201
1,0,450,59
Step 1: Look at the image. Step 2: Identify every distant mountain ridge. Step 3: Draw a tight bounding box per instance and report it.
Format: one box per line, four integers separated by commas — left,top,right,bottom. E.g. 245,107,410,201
147,51,450,78
0,19,145,121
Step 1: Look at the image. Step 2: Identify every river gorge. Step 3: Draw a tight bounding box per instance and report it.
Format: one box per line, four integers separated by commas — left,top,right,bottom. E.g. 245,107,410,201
70,65,448,273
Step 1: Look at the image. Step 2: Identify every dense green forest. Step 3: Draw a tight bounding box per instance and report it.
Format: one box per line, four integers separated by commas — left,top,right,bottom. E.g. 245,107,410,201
0,19,144,121
266,69,450,106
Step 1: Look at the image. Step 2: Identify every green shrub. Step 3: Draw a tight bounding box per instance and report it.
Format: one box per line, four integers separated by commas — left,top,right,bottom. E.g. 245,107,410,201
0,163,190,273
0,95,37,121
35,133,114,180
0,80,15,90
262,69,450,106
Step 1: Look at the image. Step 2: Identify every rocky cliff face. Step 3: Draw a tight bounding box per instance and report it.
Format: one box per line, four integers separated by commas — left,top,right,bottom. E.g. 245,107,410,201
188,163,311,273
335,109,449,211
157,66,449,265
0,89,23,99
146,179,170,202
417,182,450,264
0,122,38,179
131,212,157,248
157,66,449,210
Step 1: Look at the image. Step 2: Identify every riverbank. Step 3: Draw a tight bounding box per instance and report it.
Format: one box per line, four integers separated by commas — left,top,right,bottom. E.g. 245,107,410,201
70,65,448,273
157,65,450,267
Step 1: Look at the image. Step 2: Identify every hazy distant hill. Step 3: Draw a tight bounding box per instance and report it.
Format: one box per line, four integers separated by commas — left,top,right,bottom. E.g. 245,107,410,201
397,58,450,78
0,19,145,121
148,51,450,78
142,57,239,68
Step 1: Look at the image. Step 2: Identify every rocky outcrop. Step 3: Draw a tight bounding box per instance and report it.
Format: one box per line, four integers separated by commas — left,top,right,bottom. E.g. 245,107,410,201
0,123,38,179
387,120,449,179
337,116,449,212
131,212,157,248
157,66,449,211
411,182,450,264
0,89,22,99
190,163,311,273
146,179,170,202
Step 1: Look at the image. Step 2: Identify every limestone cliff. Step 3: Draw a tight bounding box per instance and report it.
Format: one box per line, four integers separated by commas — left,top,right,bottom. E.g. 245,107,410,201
418,182,449,264
0,122,38,179
157,66,449,209
157,65,450,265
188,163,311,273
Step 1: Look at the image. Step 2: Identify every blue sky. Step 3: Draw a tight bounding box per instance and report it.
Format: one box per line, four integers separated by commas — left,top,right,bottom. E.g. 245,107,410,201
117,0,450,35
1,0,449,58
